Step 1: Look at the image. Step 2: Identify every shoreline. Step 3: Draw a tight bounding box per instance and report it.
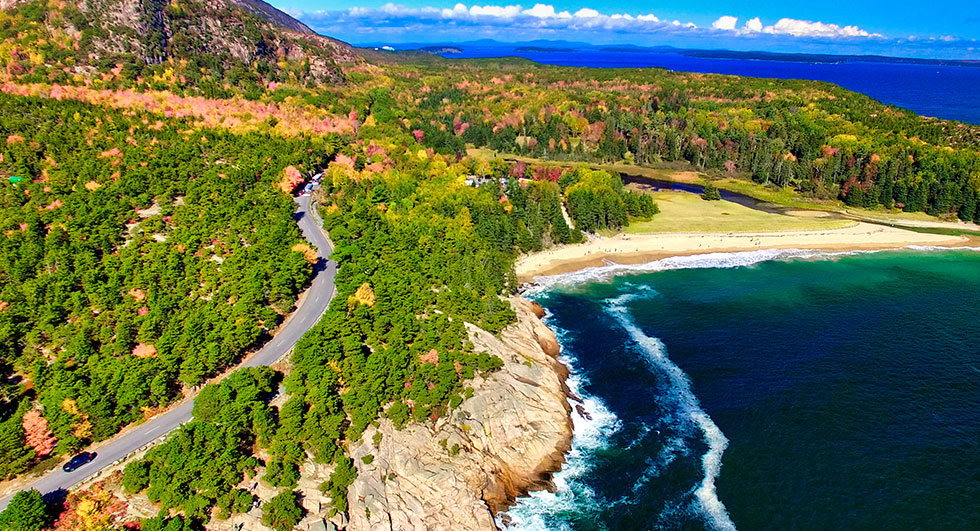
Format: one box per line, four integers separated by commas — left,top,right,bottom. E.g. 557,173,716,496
497,222,975,527
516,222,974,281
343,296,574,531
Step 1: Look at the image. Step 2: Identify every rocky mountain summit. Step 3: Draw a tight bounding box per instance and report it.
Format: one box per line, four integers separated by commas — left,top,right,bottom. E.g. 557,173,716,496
0,0,358,85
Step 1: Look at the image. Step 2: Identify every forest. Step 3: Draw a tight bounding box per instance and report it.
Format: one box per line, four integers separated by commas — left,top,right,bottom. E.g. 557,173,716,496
0,86,646,528
0,0,350,94
1,1,980,527
5,0,980,219
397,61,980,220
0,94,329,480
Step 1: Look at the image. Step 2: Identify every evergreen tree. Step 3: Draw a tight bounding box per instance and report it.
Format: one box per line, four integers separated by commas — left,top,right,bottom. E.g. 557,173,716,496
0,489,50,531
262,490,304,531
701,182,722,201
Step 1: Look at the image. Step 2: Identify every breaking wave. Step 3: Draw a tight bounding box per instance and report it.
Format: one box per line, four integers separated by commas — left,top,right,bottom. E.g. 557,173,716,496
523,245,980,294
606,292,736,531
497,321,622,531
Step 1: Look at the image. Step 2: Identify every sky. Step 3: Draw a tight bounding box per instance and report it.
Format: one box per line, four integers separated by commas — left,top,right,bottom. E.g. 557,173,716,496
269,1,980,59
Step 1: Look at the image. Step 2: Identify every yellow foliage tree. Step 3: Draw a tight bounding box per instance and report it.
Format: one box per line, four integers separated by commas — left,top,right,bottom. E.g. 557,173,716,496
62,398,92,440
347,283,375,310
291,243,318,264
54,484,125,531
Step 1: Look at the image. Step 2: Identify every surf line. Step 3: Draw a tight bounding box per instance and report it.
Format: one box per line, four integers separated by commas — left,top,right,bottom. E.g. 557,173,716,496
606,292,736,531
497,312,622,530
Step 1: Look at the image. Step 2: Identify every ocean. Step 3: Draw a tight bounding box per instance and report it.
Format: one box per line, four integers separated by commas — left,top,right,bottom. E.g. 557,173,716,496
500,248,980,530
443,48,980,125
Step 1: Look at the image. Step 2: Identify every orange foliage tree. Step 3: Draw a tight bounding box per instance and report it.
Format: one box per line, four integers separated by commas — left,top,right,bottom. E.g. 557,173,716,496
278,165,304,194
22,410,56,457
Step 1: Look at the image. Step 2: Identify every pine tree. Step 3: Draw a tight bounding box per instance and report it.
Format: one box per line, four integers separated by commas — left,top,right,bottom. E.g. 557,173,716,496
262,490,304,531
0,489,51,531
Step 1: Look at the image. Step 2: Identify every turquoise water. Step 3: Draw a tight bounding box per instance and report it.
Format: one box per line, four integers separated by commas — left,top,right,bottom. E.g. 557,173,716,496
500,248,980,530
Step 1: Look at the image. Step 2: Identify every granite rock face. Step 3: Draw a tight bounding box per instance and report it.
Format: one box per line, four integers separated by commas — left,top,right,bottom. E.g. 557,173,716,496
345,296,572,530
109,296,570,531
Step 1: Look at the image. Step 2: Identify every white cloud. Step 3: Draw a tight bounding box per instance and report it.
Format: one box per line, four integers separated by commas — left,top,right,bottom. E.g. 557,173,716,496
524,4,556,18
763,18,882,38
441,3,468,18
468,4,522,18
574,8,600,18
709,13,880,38
331,3,692,33
309,4,891,42
711,16,738,31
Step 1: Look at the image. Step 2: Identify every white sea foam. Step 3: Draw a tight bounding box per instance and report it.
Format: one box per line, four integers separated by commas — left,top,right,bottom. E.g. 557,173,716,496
630,431,688,494
606,292,736,531
523,245,980,294
497,321,622,531
905,244,980,252
505,244,979,529
524,248,844,294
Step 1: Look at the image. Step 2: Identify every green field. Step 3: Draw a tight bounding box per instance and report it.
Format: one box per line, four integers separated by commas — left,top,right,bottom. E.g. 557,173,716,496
470,148,980,229
627,191,854,233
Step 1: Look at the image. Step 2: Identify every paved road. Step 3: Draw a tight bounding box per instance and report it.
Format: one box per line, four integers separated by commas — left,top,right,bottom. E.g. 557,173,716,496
0,195,335,510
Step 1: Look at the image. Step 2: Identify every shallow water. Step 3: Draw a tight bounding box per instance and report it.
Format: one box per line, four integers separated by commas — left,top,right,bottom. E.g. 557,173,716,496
501,248,980,530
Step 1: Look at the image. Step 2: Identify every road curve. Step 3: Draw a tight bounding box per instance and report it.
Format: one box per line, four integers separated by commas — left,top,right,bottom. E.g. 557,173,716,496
0,195,335,510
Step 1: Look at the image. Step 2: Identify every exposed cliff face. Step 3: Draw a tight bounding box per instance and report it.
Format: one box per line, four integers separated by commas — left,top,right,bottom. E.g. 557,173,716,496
345,296,572,530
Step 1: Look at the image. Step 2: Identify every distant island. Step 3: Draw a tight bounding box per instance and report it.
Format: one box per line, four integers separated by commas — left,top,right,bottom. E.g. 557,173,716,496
623,47,980,67
385,39,980,68
515,46,577,53
419,46,462,54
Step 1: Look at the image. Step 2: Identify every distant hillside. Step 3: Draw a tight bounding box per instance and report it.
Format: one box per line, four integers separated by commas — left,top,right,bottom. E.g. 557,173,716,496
0,0,360,90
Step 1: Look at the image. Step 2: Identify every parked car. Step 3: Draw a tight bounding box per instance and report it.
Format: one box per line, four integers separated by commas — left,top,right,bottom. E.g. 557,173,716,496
62,452,97,473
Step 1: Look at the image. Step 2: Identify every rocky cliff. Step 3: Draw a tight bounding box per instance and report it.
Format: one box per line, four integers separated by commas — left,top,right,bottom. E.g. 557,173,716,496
344,296,573,530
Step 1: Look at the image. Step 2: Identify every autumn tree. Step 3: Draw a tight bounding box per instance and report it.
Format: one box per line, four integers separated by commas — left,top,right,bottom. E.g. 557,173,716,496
22,410,56,458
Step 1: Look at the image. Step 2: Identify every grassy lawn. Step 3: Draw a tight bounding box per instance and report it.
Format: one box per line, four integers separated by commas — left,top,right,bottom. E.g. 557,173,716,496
843,206,959,223
708,178,839,210
627,191,854,234
468,148,973,230
467,148,839,210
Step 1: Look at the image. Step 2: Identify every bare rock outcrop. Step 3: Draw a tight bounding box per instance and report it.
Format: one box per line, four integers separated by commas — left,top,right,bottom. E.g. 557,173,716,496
345,296,572,530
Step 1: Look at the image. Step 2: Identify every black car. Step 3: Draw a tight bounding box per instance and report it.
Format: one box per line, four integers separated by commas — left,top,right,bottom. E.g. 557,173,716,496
62,452,97,473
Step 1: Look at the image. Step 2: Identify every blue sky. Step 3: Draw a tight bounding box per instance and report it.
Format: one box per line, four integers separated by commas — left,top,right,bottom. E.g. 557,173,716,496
269,1,980,58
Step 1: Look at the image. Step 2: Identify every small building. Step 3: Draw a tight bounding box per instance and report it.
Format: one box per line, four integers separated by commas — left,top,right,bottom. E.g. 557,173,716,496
464,175,500,187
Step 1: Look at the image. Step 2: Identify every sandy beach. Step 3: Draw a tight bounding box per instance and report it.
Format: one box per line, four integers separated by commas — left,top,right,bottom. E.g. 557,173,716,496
516,222,974,281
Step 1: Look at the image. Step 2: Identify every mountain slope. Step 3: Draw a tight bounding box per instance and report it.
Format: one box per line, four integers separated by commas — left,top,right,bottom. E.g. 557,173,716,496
0,0,358,88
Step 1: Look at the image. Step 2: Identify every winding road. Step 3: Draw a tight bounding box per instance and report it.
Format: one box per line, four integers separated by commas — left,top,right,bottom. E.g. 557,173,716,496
0,195,336,510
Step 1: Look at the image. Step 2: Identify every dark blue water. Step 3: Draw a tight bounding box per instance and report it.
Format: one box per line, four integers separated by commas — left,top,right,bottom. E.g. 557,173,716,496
501,248,980,530
446,48,980,124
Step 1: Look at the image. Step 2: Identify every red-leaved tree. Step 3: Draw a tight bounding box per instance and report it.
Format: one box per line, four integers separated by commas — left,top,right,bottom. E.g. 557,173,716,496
22,410,56,457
